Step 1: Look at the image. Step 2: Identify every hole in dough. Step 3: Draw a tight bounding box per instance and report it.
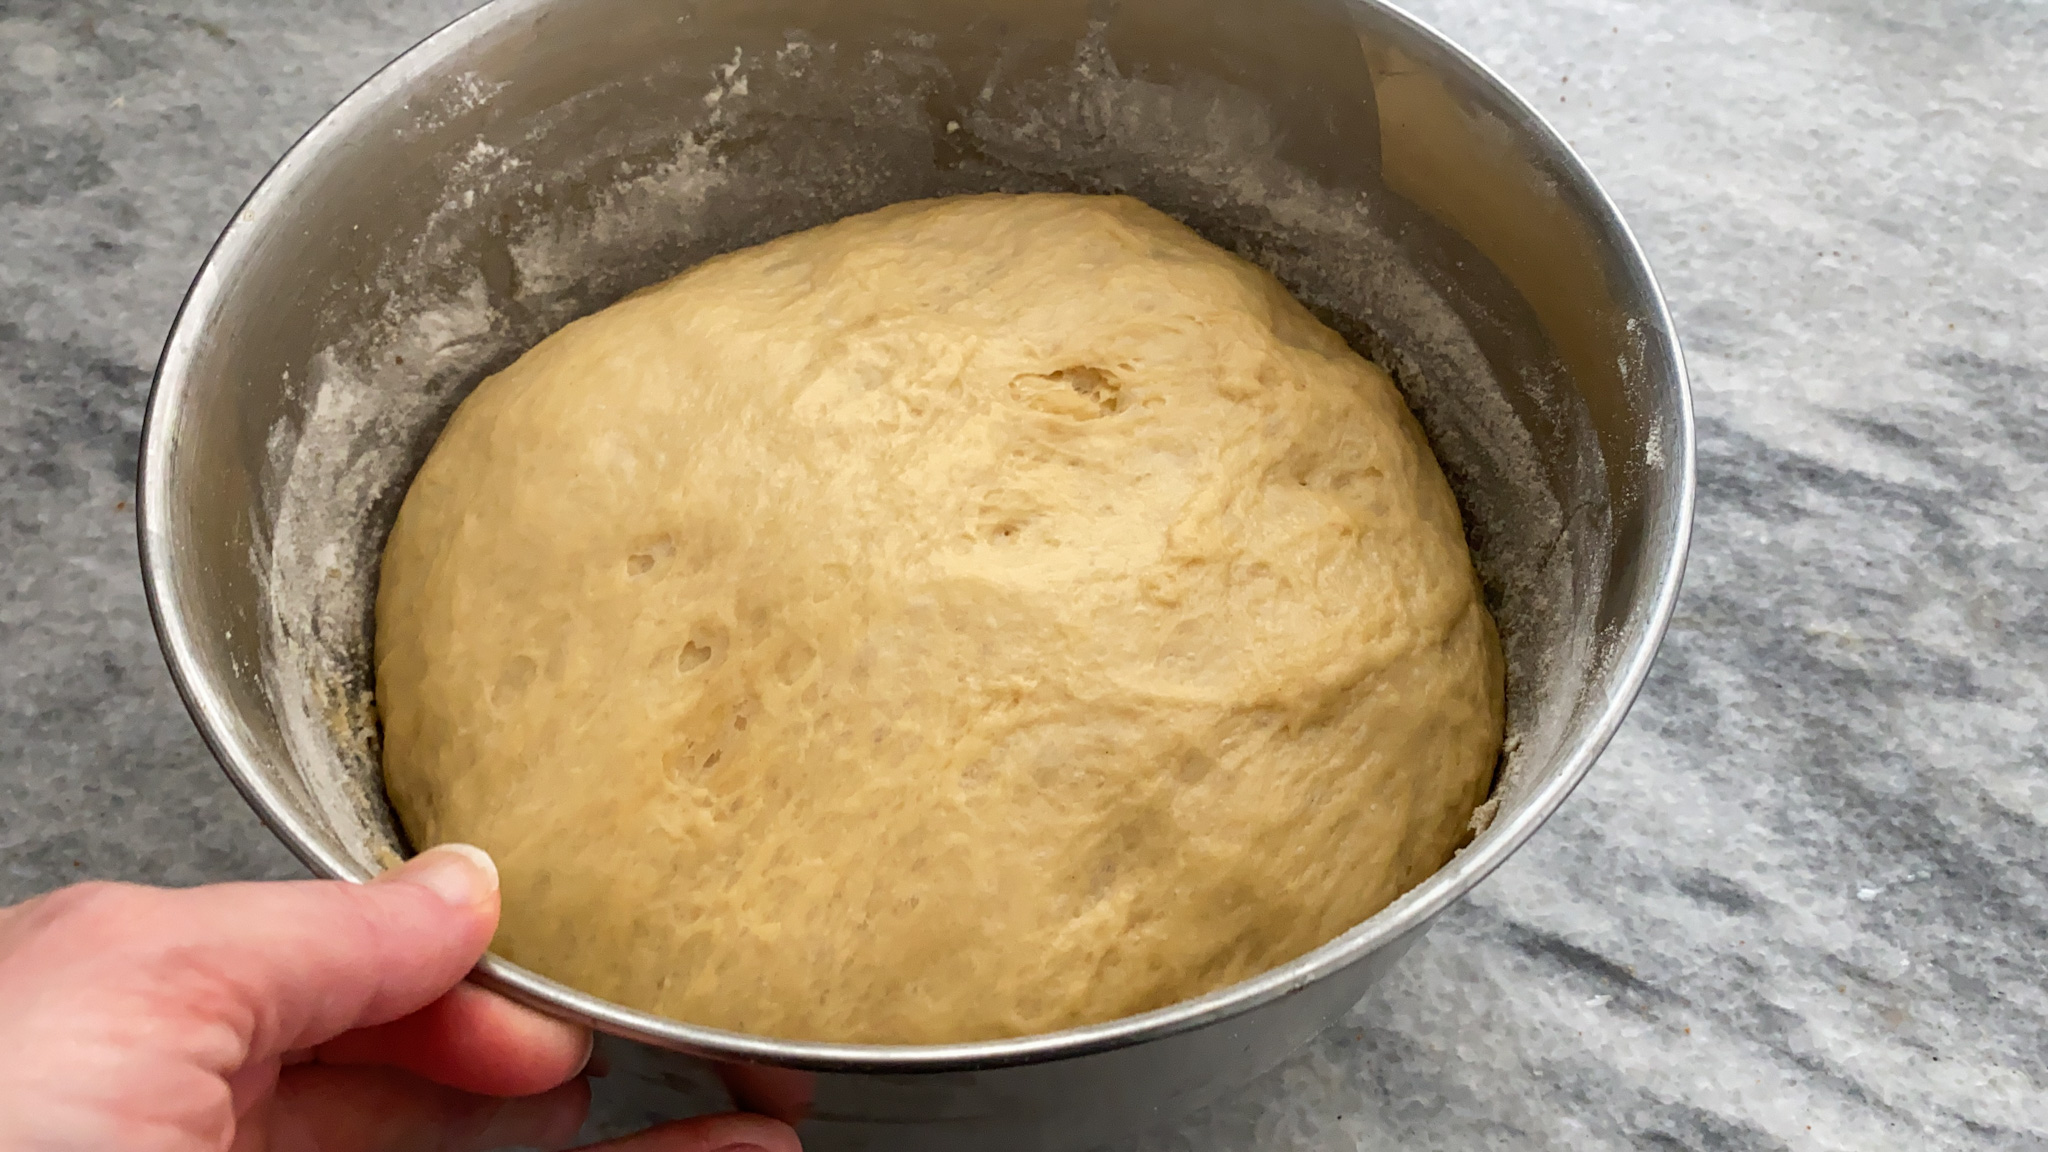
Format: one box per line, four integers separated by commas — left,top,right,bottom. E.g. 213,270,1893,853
625,533,677,576
1011,365,1124,419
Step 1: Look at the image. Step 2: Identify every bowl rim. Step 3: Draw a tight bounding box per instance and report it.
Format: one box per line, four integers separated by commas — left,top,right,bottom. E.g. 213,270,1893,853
138,0,1695,1073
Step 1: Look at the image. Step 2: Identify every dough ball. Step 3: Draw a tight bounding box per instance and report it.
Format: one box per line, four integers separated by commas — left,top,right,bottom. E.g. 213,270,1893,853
375,193,1503,1044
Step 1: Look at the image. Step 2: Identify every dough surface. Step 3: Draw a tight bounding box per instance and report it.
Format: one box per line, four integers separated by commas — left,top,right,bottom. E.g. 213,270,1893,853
376,193,1503,1044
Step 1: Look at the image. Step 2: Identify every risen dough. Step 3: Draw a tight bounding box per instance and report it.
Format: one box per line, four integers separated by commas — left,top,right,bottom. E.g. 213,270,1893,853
376,193,1503,1044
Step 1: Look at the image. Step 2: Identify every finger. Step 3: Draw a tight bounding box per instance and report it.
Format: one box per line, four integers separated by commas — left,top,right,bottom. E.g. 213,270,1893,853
578,1112,802,1152
317,981,594,1097
243,1063,588,1152
217,845,503,1060
31,845,501,1073
715,1063,815,1125
224,1053,283,1119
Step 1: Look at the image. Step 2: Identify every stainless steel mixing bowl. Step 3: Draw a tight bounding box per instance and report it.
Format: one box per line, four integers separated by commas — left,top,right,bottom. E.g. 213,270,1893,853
139,0,1693,1147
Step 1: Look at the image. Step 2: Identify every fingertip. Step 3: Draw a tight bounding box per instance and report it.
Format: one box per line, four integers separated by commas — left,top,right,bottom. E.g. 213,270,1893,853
455,983,594,1092
438,843,500,887
574,1021,599,1074
379,843,500,910
715,1063,814,1126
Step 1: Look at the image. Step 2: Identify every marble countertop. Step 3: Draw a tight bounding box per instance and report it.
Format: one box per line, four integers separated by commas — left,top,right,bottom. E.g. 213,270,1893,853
4,0,2043,1148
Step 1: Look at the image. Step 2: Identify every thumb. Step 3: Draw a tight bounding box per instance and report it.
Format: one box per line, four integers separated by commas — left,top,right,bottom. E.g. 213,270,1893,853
136,844,504,1064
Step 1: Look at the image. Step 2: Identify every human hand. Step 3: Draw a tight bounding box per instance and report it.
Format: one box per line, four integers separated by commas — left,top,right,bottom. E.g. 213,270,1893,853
0,845,801,1152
